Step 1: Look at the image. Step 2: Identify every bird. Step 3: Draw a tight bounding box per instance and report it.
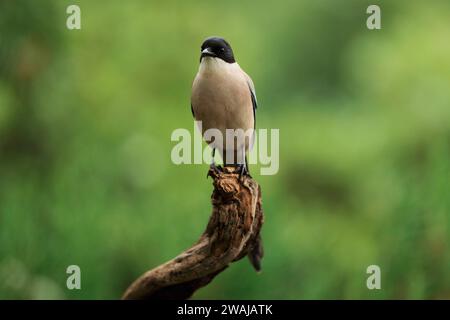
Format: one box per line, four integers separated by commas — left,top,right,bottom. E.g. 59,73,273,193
191,36,258,177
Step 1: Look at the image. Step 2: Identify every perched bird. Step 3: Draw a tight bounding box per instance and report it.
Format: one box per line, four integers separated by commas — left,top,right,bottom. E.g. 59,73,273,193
191,36,257,176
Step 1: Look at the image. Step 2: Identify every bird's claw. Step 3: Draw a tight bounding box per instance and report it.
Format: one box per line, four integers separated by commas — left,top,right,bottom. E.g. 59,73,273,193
237,164,252,180
207,163,222,178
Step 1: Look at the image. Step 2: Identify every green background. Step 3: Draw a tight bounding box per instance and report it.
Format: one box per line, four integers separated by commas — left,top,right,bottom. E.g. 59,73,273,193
0,0,449,299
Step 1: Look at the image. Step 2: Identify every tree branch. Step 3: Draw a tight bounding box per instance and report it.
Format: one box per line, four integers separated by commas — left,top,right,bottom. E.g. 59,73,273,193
122,166,264,300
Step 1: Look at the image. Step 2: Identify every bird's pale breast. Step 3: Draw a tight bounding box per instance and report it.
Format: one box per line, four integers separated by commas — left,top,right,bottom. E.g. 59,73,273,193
191,58,254,151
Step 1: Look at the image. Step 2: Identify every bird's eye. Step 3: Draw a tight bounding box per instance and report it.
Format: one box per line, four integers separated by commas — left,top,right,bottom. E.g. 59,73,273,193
220,47,225,52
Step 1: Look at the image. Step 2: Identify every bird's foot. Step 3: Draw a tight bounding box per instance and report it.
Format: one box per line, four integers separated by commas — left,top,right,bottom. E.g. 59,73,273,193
207,162,222,178
237,164,252,180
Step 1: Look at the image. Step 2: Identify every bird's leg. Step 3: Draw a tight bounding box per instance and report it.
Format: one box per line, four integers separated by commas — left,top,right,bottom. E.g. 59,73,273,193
245,155,252,178
207,148,221,178
237,164,245,180
237,149,251,180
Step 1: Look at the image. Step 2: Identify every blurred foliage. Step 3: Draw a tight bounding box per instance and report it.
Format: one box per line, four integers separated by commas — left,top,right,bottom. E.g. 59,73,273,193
0,0,449,299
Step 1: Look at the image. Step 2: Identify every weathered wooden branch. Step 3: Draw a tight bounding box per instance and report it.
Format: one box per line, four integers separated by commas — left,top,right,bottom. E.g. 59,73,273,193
122,166,264,300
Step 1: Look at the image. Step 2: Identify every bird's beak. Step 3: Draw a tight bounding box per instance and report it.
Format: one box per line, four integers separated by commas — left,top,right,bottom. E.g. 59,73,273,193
200,47,216,61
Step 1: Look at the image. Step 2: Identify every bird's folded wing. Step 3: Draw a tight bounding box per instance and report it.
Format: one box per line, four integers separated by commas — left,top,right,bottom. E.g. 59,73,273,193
245,73,258,129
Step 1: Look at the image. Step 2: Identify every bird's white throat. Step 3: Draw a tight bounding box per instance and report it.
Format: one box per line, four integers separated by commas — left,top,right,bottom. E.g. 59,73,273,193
199,57,239,75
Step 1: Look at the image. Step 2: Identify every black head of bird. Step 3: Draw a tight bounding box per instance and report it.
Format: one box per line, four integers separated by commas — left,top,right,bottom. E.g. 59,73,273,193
200,37,236,64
